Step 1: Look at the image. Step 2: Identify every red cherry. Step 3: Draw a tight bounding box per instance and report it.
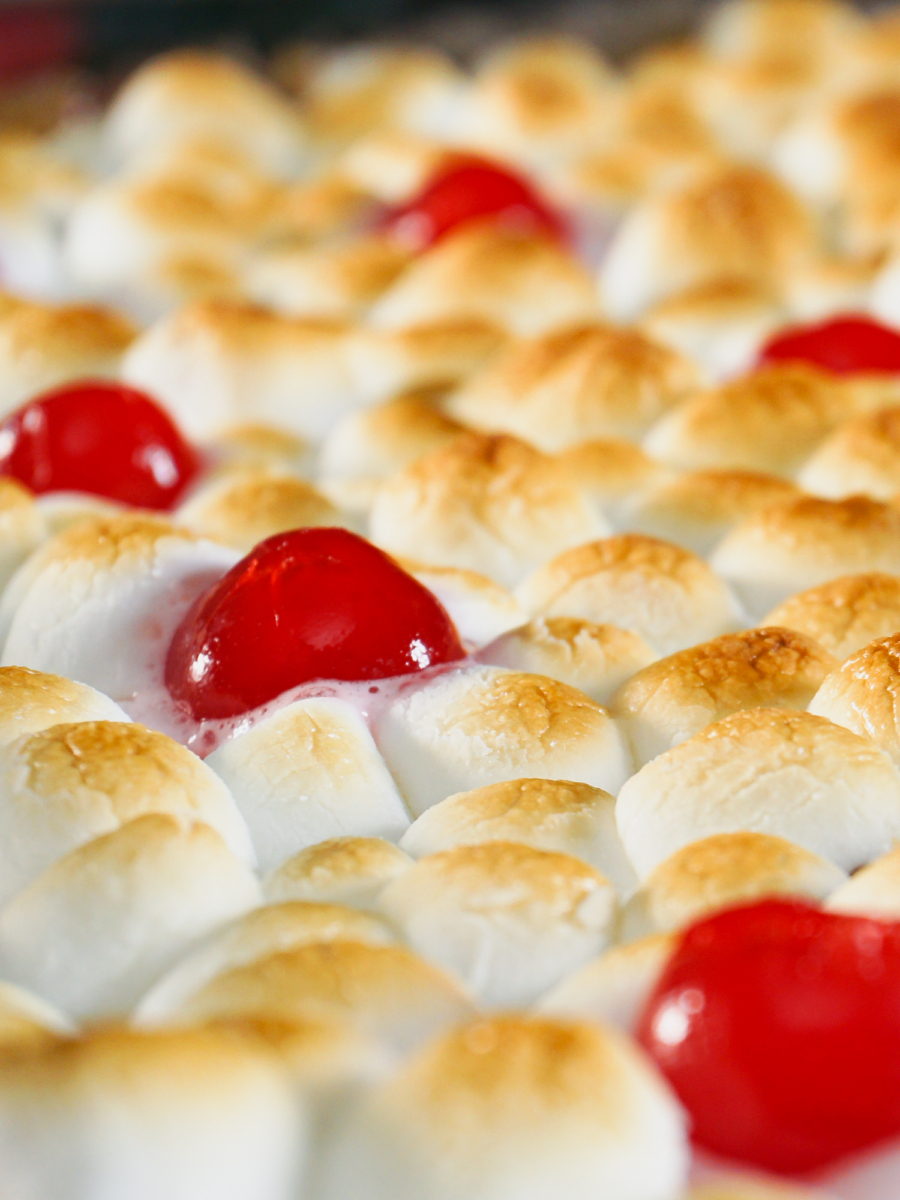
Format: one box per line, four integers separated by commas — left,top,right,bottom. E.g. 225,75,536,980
637,899,900,1175
165,527,465,720
381,155,568,250
0,380,200,510
760,314,900,375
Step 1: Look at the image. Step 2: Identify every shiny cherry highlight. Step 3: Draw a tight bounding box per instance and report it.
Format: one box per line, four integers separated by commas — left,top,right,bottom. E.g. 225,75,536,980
0,380,200,510
760,314,900,375
165,527,465,720
638,898,900,1175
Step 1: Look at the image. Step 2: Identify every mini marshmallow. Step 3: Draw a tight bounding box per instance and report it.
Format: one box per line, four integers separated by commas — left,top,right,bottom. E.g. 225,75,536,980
763,572,900,660
0,1024,304,1200
380,842,616,1007
122,301,357,442
810,632,900,766
0,480,46,591
710,494,900,617
399,777,636,893
400,561,526,648
264,837,413,911
538,935,676,1033
375,665,631,815
799,405,900,499
826,844,900,918
643,363,854,475
612,627,836,766
370,433,607,588
703,0,860,63
0,515,239,700
0,812,261,1018
367,223,600,337
338,130,450,204
479,617,659,705
0,720,253,905
206,698,410,873
272,168,376,242
446,322,700,450
206,423,310,475
616,707,900,878
516,534,742,656
620,831,846,941
317,1013,689,1200
0,665,128,744
619,469,800,558
553,439,663,520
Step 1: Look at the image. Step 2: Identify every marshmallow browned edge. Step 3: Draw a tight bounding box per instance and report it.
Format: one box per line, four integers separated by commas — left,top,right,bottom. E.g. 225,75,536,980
826,844,900,919
0,665,128,744
316,1013,689,1200
553,438,663,520
799,404,900,499
763,572,900,660
264,837,413,911
400,561,526,648
686,1173,837,1199
810,632,900,766
612,626,836,765
0,479,47,592
616,707,900,879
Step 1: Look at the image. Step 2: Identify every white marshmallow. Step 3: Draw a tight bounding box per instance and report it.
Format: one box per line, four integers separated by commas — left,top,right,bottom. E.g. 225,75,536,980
809,632,900,767
401,562,526,648
264,837,413,911
0,665,128,745
826,844,900,919
0,480,46,594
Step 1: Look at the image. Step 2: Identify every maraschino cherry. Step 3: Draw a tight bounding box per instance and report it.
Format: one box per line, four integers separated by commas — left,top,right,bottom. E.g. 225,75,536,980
0,380,200,510
165,527,465,721
638,898,900,1175
760,314,900,375
381,155,568,250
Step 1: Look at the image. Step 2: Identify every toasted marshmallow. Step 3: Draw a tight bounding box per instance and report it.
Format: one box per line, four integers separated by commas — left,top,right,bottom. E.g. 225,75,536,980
517,535,741,656
620,469,800,557
600,164,815,321
318,391,465,512
206,423,311,475
0,665,128,744
399,561,525,648
787,251,882,321
317,1014,689,1200
763,572,900,659
617,707,900,878
0,980,73,1057
206,698,410,873
710,494,900,616
338,131,450,204
399,777,636,893
553,439,663,520
0,813,260,1018
176,467,351,552
0,515,239,700
479,617,658,705
380,842,615,1006
620,831,846,940
264,837,413,911
370,434,607,588
643,363,854,475
266,168,375,242
826,844,900,918
0,479,47,590
799,405,900,499
703,0,860,62
368,223,600,337
0,1025,303,1200
105,50,304,174
122,301,356,442
810,632,900,766
446,322,700,450
375,665,631,816
687,1174,837,1200
538,934,676,1033
613,627,836,765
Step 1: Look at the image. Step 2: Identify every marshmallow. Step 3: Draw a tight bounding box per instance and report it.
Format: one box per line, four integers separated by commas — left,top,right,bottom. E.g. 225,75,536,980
479,617,659,705
826,844,900,918
122,301,357,442
619,469,801,558
0,665,128,744
710,494,900,617
268,168,375,242
0,720,253,905
810,632,900,766
0,1024,304,1200
0,480,48,591
206,698,410,873
317,1013,689,1200
400,561,526,648
205,423,311,475
399,777,636,893
446,322,700,450
538,935,676,1033
370,433,607,588
516,534,742,656
687,1174,837,1200
616,707,900,878
0,981,73,1049
600,164,815,321
612,627,836,766
375,665,631,815
643,364,854,476
763,572,900,660
786,251,882,321
368,223,600,337
0,514,239,700
553,439,663,520
0,812,261,1018
380,842,616,1006
34,492,127,537
799,405,900,499
338,131,450,204
703,0,860,63
264,837,413,911
620,831,846,940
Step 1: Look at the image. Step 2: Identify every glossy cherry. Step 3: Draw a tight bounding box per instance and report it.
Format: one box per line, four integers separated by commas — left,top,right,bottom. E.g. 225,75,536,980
381,155,568,250
760,314,900,375
165,527,465,720
0,380,200,510
638,898,900,1175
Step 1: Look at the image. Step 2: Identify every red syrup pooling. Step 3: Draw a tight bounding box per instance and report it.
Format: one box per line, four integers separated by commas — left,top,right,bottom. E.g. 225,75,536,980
164,527,465,722
0,380,201,510
759,314,900,375
637,898,900,1176
380,155,569,250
